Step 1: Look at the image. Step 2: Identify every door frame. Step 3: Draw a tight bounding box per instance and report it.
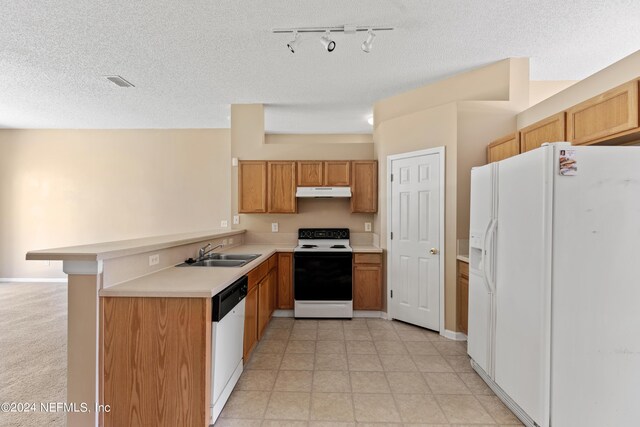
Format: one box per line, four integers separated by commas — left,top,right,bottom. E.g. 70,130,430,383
386,147,445,333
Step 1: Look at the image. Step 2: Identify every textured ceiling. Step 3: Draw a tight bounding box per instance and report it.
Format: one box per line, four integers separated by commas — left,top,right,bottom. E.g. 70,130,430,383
1,0,639,132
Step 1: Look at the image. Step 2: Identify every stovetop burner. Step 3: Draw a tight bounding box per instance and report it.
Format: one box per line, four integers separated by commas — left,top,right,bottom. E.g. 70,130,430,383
301,244,318,249
331,245,346,249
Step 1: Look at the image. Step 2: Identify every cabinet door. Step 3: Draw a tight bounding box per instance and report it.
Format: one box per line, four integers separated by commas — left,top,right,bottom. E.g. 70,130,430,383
519,112,566,153
353,264,382,310
238,161,267,213
566,80,639,145
277,253,293,309
257,276,270,340
324,161,351,186
487,133,520,163
268,161,297,213
457,261,469,335
297,161,323,186
269,267,277,316
351,161,378,213
243,285,258,361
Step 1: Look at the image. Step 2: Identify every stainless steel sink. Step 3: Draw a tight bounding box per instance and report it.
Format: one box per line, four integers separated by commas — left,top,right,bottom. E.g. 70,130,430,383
177,254,261,268
207,254,261,261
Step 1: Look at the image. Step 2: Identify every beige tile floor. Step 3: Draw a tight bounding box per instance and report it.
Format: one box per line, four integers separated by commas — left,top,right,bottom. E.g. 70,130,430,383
216,318,523,427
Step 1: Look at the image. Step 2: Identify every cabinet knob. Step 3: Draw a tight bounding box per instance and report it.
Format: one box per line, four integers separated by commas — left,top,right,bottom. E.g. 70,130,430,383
429,248,439,255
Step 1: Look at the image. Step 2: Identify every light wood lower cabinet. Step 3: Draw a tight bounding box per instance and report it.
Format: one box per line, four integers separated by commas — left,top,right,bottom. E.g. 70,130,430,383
353,252,383,310
277,253,294,309
487,133,520,163
519,112,566,153
457,260,469,335
102,297,211,427
243,284,258,361
257,274,270,340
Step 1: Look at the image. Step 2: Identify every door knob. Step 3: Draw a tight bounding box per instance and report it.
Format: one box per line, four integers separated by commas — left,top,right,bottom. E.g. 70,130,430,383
430,248,439,255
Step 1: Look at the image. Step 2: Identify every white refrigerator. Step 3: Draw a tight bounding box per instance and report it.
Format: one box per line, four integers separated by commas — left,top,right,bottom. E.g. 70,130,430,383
468,142,640,427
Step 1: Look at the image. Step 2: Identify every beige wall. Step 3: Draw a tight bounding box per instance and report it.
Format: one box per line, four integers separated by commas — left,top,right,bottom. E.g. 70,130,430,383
529,80,577,107
230,104,376,242
374,103,459,328
373,58,530,331
0,129,231,278
374,59,514,124
518,50,640,128
456,101,521,239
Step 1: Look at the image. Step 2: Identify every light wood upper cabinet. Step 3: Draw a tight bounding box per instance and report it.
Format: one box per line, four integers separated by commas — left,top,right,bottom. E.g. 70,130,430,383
519,112,566,153
297,161,323,186
324,161,351,186
566,80,639,145
297,160,351,186
487,133,520,163
351,161,378,213
238,161,267,213
268,161,297,213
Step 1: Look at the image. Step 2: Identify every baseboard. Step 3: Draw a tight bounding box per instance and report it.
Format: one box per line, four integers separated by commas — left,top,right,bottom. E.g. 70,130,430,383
273,310,294,317
442,329,467,341
272,309,388,319
0,278,67,283
353,310,388,319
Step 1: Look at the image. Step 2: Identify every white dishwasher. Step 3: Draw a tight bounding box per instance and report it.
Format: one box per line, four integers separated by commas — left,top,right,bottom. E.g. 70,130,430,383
211,275,247,424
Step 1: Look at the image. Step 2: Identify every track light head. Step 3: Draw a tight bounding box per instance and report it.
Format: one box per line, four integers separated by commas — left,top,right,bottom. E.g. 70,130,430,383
320,31,336,52
361,30,376,53
287,31,301,53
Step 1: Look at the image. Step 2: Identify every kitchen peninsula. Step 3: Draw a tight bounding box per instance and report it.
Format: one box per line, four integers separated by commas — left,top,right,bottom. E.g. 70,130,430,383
26,229,382,427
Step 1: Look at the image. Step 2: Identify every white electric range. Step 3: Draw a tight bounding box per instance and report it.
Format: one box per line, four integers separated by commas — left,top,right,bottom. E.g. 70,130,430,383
293,228,353,318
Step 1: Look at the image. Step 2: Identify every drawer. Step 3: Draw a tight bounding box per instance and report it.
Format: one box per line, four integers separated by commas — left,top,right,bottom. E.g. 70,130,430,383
354,253,382,265
248,261,269,290
268,254,278,271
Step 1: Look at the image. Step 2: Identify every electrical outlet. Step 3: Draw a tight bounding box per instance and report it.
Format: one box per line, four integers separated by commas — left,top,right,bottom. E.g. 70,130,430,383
229,238,234,244
271,223,279,232
365,222,372,232
221,220,228,228
149,254,160,266
223,239,228,245
232,157,238,167
233,215,240,225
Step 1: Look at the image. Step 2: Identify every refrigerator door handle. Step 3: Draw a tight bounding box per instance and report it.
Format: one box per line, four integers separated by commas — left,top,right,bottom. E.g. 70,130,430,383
480,219,495,295
485,219,497,293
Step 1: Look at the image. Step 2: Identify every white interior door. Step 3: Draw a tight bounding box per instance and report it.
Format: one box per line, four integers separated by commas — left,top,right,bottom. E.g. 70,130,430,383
388,149,443,331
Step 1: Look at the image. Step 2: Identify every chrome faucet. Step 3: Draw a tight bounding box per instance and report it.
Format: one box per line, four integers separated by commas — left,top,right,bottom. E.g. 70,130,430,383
197,243,223,261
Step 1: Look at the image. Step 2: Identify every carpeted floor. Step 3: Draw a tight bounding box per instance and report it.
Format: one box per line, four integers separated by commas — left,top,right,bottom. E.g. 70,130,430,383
0,282,67,427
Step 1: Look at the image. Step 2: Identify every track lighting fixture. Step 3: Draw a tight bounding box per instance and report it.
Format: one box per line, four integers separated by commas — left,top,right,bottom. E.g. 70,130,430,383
361,30,376,53
320,31,336,52
287,31,301,53
273,24,392,54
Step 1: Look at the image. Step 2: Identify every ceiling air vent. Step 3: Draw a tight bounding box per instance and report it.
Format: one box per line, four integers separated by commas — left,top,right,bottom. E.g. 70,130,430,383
105,75,135,88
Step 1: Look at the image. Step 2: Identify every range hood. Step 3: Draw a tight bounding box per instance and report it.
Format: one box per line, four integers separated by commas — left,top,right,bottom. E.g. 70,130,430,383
296,187,352,198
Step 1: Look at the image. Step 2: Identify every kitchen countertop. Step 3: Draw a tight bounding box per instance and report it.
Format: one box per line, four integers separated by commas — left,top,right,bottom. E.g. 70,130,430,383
26,229,246,262
351,245,383,253
99,244,293,298
457,255,469,263
99,243,382,298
